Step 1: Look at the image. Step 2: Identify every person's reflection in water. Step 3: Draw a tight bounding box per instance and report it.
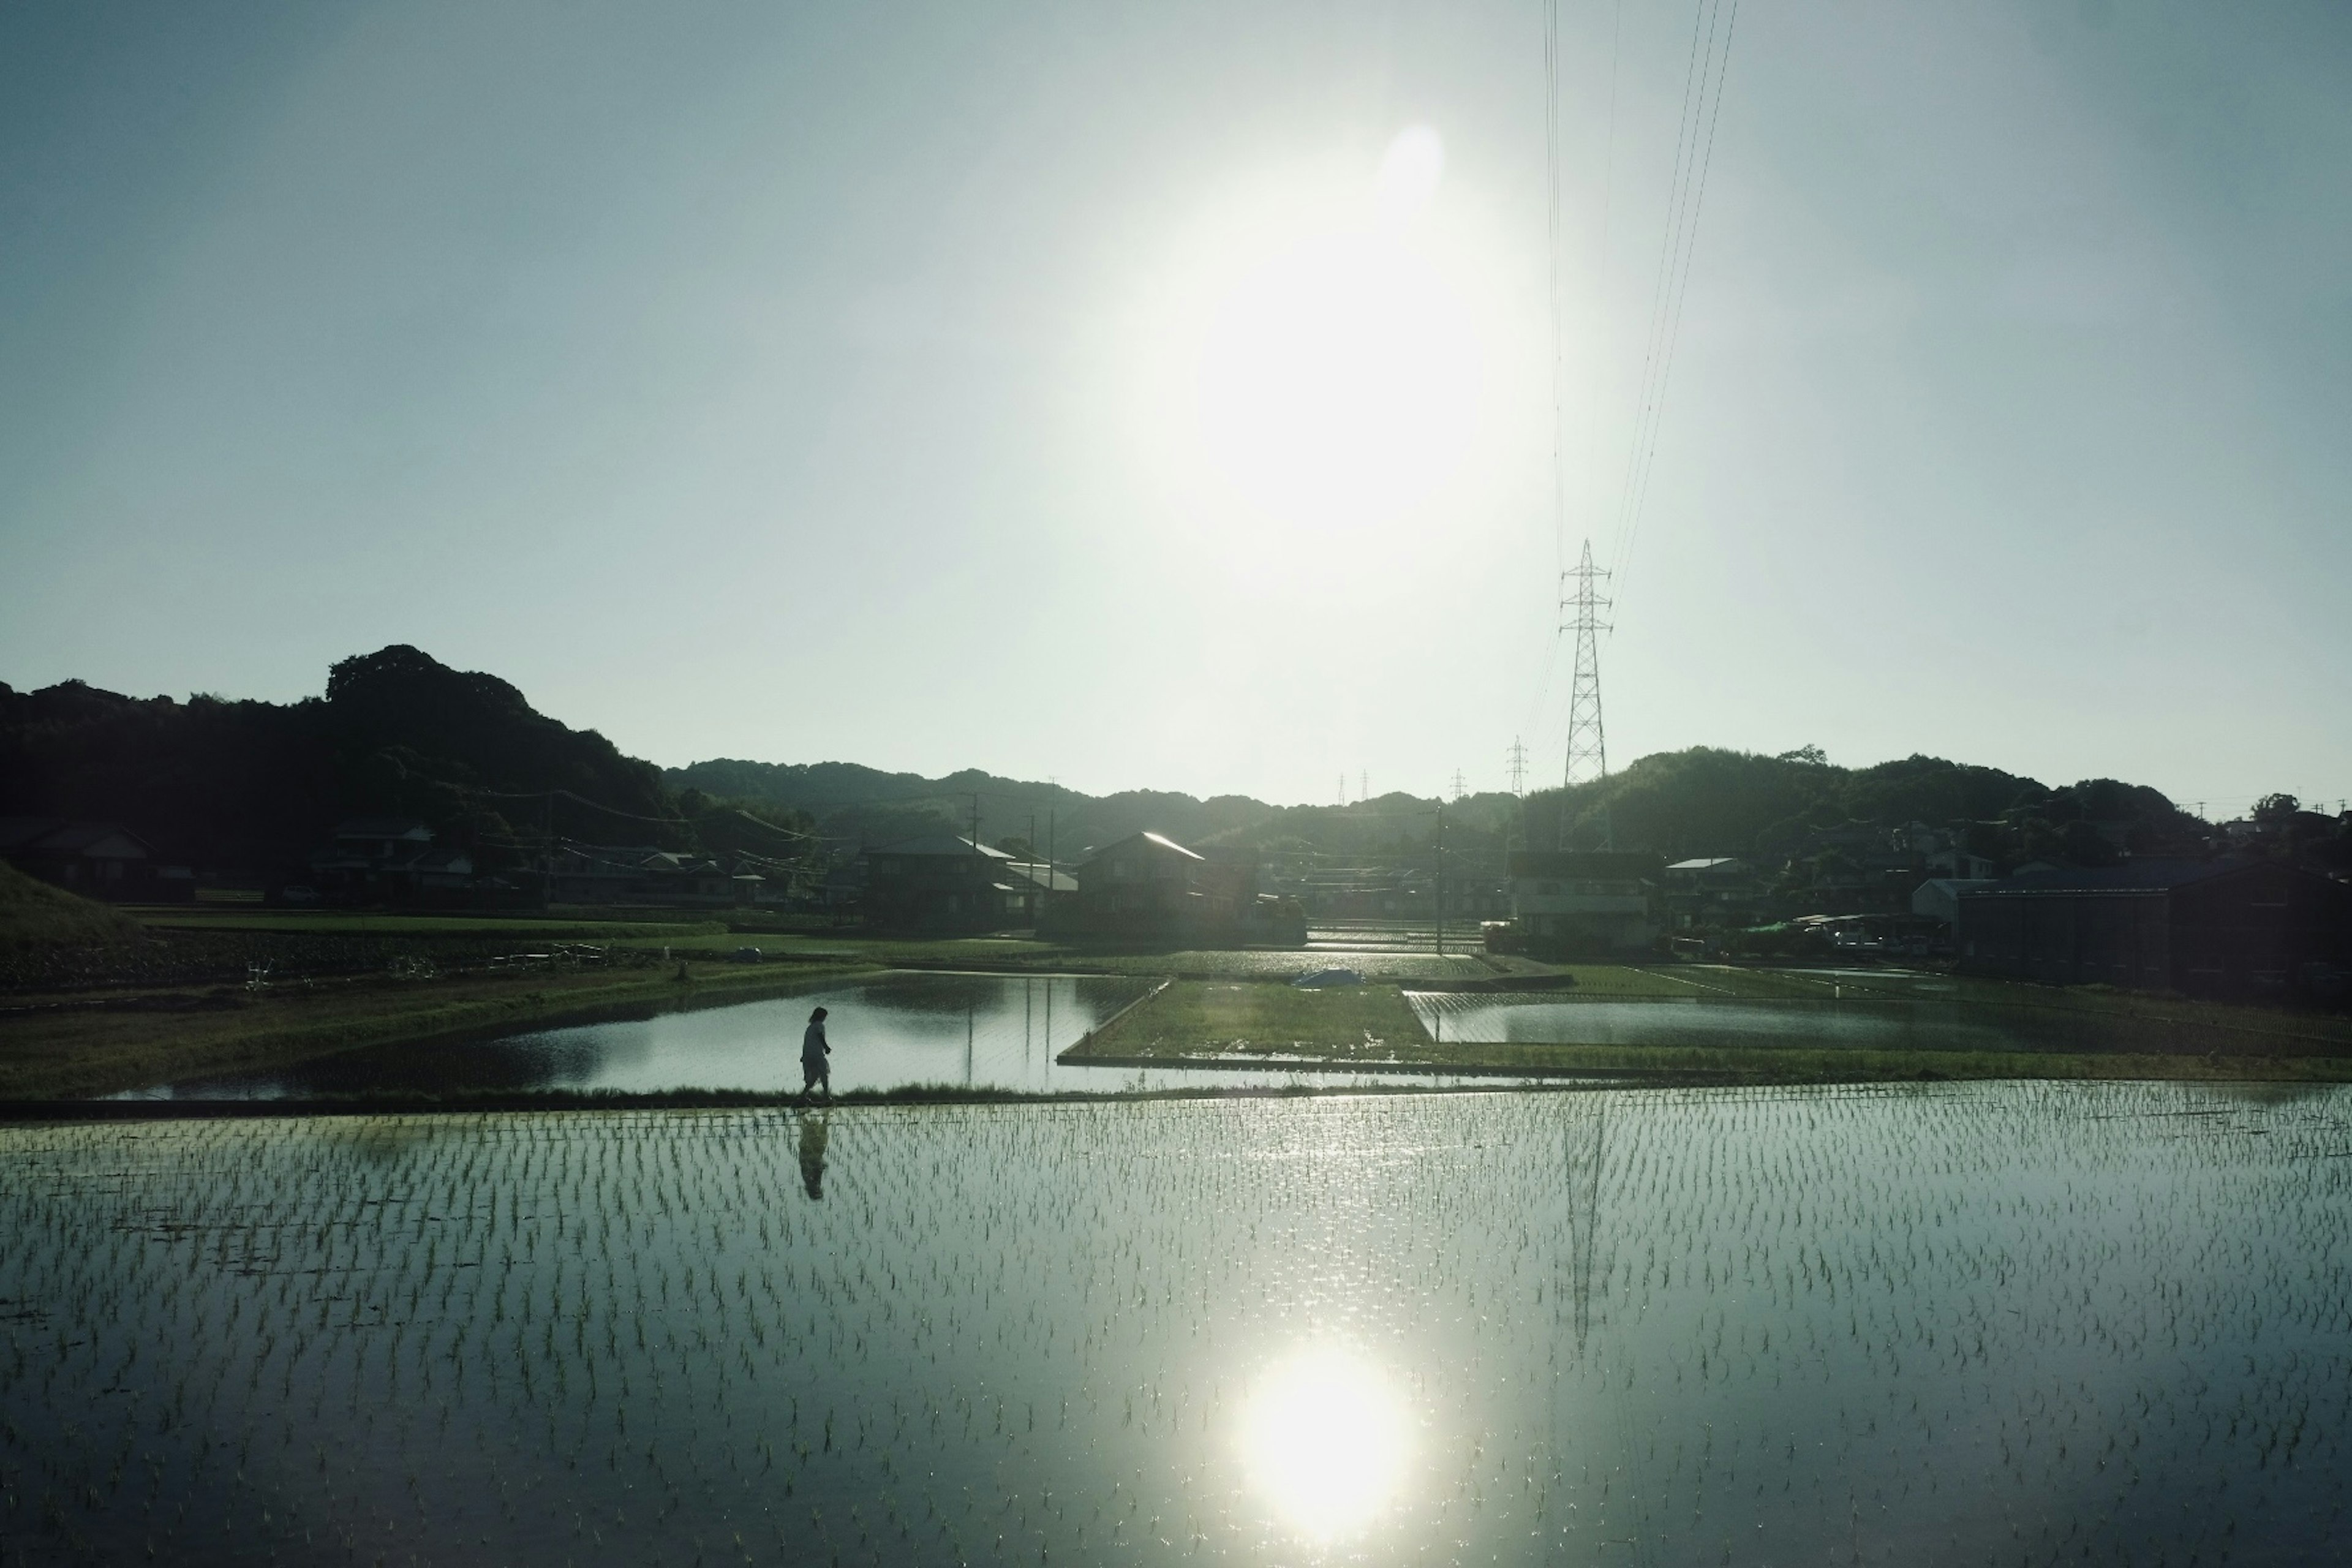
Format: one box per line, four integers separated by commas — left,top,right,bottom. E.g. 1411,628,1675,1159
796,1112,829,1200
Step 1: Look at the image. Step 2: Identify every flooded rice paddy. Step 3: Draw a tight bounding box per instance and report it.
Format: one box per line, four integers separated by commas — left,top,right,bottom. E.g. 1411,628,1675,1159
128,973,1501,1100
1409,994,2025,1051
5,1082,2348,1564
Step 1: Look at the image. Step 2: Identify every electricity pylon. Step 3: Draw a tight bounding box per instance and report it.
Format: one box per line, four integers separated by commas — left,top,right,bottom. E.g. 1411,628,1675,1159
1562,538,1611,787
1506,738,1529,797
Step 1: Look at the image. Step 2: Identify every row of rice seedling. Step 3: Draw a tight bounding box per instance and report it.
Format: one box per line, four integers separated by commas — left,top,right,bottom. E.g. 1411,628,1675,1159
1,1081,2345,1564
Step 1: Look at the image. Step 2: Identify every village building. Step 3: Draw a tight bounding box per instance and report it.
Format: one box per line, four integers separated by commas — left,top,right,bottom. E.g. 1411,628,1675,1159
1912,876,1997,929
1660,856,1766,929
1956,859,2352,996
0,818,154,897
1054,831,1253,943
1501,850,1662,954
861,835,1030,931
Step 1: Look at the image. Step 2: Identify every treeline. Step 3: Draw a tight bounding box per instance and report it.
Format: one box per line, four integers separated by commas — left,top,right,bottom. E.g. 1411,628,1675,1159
1522,746,2349,876
9,646,2343,883
0,646,812,876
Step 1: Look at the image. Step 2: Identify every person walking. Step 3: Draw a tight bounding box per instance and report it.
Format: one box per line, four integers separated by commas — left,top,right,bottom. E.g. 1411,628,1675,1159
799,1005,832,1102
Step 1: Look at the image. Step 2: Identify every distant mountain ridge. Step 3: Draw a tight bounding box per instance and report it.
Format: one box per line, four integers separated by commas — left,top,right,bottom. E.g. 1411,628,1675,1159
6,646,2309,883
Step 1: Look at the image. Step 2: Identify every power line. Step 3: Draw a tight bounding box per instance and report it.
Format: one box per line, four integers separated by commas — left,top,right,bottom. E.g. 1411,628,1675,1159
1544,0,1569,590
1614,0,1740,609
1606,0,1740,612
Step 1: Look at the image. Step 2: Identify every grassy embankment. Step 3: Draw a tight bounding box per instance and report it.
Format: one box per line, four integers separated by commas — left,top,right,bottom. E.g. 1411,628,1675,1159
0,957,883,1100
1,891,899,1098
9,900,1468,1099
1065,966,2352,1085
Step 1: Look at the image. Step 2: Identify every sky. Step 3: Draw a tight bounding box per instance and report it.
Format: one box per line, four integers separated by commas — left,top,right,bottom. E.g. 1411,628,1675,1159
2,0,2347,817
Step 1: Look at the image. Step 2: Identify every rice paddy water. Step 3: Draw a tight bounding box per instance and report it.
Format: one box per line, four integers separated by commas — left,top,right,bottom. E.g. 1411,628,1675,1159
4,1082,2348,1564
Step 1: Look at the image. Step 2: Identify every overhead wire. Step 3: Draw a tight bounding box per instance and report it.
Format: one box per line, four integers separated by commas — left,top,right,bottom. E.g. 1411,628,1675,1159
1613,0,1739,612
1604,0,1718,584
1605,0,1740,620
1544,0,1568,592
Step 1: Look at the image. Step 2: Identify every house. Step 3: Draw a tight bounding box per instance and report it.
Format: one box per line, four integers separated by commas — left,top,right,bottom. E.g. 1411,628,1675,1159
862,835,1029,931
331,818,435,862
1501,851,1662,955
1661,857,1765,929
639,853,737,906
547,844,658,904
307,819,437,900
0,818,155,897
1055,831,1251,942
1912,878,1996,929
1003,861,1077,929
1956,858,2352,996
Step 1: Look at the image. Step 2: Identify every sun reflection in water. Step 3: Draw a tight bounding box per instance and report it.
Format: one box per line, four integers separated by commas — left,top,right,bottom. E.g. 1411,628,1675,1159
1239,1347,1411,1539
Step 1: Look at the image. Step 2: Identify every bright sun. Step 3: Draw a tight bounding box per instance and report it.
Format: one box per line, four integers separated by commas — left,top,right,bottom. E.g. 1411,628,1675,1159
1238,1346,1411,1539
1135,127,1494,541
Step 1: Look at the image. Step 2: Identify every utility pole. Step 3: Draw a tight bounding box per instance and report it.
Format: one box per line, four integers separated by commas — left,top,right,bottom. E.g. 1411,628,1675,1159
1360,769,1369,804
969,793,981,851
1434,800,1447,957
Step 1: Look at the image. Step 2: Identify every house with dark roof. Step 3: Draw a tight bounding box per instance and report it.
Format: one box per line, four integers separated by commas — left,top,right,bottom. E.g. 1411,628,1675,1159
1956,858,2351,995
0,818,154,898
862,835,1031,931
1055,831,1253,942
1501,851,1662,955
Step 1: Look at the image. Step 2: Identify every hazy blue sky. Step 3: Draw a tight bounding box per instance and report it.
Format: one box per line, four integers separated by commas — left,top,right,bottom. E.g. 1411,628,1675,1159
3,1,2346,813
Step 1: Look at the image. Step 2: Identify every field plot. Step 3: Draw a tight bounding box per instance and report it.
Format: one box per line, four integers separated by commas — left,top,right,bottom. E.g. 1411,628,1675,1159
3,1085,2350,1566
1067,979,1433,1065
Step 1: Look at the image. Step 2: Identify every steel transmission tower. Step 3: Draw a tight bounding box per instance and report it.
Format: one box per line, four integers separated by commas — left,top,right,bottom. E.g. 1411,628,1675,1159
1561,538,1611,787
1506,739,1529,797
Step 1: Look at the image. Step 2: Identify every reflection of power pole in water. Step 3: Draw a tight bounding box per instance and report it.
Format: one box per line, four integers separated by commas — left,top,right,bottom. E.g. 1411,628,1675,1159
1564,1097,1605,1353
965,1004,974,1088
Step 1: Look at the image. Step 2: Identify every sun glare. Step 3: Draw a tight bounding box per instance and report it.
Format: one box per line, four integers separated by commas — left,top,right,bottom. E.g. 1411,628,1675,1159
1238,1346,1411,1539
1134,127,1498,544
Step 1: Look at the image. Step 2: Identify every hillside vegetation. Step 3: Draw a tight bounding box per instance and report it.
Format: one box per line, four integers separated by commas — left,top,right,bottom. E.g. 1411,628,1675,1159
0,861,144,947
9,646,2336,881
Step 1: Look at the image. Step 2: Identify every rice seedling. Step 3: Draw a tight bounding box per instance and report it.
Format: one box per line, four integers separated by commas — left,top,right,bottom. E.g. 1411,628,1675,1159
0,1084,2345,1563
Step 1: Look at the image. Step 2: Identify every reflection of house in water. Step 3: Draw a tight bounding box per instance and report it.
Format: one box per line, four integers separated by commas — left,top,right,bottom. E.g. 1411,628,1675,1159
1958,859,2352,997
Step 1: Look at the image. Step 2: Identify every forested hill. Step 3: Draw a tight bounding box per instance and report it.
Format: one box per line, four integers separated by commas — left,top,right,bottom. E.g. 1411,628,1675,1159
9,645,2334,879
0,646,676,870
1523,747,2222,869
675,747,2332,876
